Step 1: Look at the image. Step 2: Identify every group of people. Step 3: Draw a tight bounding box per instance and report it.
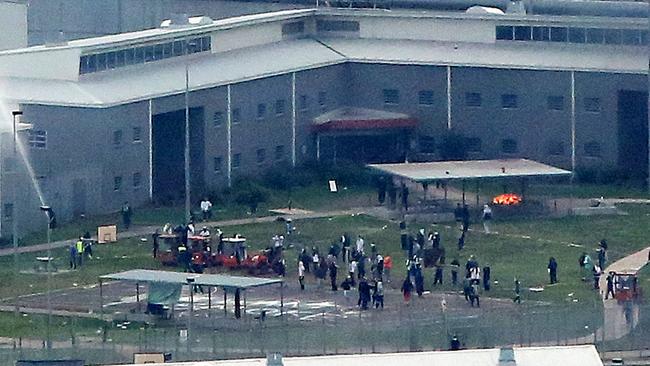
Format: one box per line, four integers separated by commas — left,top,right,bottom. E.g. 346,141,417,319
69,232,94,269
578,239,610,295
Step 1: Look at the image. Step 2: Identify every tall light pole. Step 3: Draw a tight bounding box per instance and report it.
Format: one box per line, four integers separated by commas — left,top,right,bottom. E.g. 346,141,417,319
11,110,22,316
184,41,197,224
40,205,55,351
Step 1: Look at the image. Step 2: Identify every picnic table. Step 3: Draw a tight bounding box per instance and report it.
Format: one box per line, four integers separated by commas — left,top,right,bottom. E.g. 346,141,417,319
34,256,57,272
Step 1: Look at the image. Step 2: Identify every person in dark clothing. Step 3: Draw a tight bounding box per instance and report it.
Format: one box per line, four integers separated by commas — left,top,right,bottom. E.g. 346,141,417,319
414,266,424,297
605,272,616,299
461,204,471,232
454,203,463,224
450,335,461,351
457,231,466,251
513,278,521,304
433,265,443,285
432,232,441,249
377,176,387,205
482,266,491,291
401,275,413,304
469,283,480,307
450,259,460,285
152,230,160,258
300,249,311,273
329,261,338,291
358,278,371,310
593,266,602,290
234,289,242,319
597,248,607,271
121,201,132,230
358,255,366,279
400,183,410,211
599,239,608,251
548,257,558,284
341,276,353,291
463,277,471,302
387,183,397,208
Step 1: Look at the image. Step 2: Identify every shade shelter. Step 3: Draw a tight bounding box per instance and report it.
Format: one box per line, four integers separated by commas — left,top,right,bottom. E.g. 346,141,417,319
99,269,284,319
368,159,572,205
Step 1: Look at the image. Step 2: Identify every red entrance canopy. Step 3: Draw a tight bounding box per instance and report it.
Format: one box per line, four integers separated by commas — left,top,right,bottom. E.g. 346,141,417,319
312,107,417,133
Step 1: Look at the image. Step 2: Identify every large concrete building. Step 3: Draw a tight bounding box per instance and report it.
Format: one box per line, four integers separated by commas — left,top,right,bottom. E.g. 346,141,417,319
0,6,646,236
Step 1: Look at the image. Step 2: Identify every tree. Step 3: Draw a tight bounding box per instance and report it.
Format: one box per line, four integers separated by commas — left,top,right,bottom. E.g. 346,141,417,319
439,132,468,161
233,180,269,213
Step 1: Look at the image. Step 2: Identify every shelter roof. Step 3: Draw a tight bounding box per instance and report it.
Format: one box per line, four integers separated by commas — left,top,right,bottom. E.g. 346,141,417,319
100,269,282,290
312,107,417,133
368,159,572,182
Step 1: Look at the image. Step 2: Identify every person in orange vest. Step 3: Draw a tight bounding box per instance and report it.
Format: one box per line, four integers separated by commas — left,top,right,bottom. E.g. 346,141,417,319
383,255,393,283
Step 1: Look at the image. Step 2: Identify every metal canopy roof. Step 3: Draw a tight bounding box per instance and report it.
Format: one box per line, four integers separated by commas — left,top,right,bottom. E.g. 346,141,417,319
100,269,283,290
368,159,572,182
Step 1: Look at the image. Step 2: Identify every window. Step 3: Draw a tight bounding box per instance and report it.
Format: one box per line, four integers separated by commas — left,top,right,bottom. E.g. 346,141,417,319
299,95,308,111
501,94,518,109
214,156,222,172
418,90,434,106
232,108,241,124
604,29,622,45
213,111,223,127
532,27,550,41
28,130,47,149
465,92,482,107
547,141,564,156
568,28,586,43
501,139,518,154
318,91,327,110
275,99,286,116
584,98,601,113
621,29,640,45
547,96,565,111
419,136,436,154
132,127,142,142
383,89,400,105
514,26,532,41
282,21,305,35
256,148,266,164
586,28,605,44
584,141,601,157
113,176,122,191
550,27,568,42
232,153,241,169
496,26,514,40
113,130,123,146
275,145,285,161
257,103,267,119
465,137,482,153
316,20,360,32
3,203,13,220
133,172,142,188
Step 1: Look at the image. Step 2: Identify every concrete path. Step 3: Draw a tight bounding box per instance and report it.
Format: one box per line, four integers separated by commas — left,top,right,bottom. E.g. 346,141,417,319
0,208,362,257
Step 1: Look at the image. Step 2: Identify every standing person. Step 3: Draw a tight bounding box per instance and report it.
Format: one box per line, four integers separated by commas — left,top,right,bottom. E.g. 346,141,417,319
358,277,371,310
401,275,413,305
341,234,350,263
121,201,132,230
432,232,441,249
377,176,387,205
513,278,521,304
312,248,320,279
433,265,443,285
454,203,463,229
383,255,392,283
200,197,213,221
75,238,84,267
152,230,160,258
400,183,410,212
457,231,466,251
481,204,492,234
463,277,472,302
547,257,558,284
348,259,357,286
358,254,366,280
415,264,424,297
469,282,480,307
597,247,607,271
374,280,384,309
450,258,460,285
605,272,616,299
593,265,602,290
482,265,491,291
329,261,338,291
461,204,471,233
341,276,353,306
298,260,306,290
356,235,365,255
400,221,408,251
69,243,78,269
387,181,397,209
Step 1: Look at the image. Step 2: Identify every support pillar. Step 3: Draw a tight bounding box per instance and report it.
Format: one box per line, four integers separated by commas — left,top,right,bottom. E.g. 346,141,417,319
461,180,466,204
223,289,227,317
136,283,140,312
316,134,320,162
280,283,284,317
570,71,576,178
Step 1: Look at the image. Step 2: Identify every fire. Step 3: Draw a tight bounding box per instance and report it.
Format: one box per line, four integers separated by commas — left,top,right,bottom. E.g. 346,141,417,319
492,193,522,205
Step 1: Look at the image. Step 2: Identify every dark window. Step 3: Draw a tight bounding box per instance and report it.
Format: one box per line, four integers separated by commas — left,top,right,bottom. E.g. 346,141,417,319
144,46,155,62
419,136,436,154
28,130,47,149
568,28,586,43
318,91,327,109
282,21,305,35
547,141,564,156
642,31,648,46
501,139,518,154
232,108,241,124
132,127,142,142
106,52,117,69
383,89,400,105
501,94,518,109
213,111,223,127
113,176,122,191
547,96,564,111
214,156,222,172
86,54,97,73
275,145,285,161
256,149,266,164
604,29,622,45
586,28,605,44
162,42,173,58
532,27,550,41
275,99,286,116
584,98,601,113
133,172,142,188
134,47,144,63
418,90,434,106
584,141,601,157
96,53,107,71
465,92,482,107
200,36,211,52
550,27,568,42
299,95,308,111
621,29,640,45
257,103,267,119
4,203,13,220
115,50,125,67
316,20,360,32
465,137,482,153
154,44,164,60
113,130,123,146
496,26,514,40
173,40,185,56
232,153,241,169
514,26,532,41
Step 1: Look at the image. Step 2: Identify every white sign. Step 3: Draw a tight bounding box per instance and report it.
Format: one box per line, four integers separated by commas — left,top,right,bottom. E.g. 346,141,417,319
328,180,337,193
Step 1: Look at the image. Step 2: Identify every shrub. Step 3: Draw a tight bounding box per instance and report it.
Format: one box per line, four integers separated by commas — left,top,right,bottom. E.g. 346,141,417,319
230,179,270,213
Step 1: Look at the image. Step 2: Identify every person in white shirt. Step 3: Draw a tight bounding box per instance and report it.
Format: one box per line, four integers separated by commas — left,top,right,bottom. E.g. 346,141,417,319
349,260,357,286
482,204,493,234
356,235,365,255
298,261,306,290
199,226,210,237
200,198,213,221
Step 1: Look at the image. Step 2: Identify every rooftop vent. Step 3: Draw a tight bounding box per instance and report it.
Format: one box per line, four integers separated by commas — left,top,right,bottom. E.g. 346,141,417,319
160,14,214,28
498,347,516,366
465,6,505,15
267,353,284,366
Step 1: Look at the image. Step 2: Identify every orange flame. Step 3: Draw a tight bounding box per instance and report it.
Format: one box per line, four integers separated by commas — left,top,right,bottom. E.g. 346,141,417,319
492,193,522,205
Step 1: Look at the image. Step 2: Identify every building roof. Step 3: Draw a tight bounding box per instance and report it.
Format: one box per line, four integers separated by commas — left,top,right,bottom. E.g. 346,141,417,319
114,345,603,366
100,269,283,290
368,159,572,182
312,107,417,133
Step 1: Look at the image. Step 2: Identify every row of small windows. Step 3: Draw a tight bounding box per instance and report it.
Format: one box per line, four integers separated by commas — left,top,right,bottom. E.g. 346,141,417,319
463,92,601,113
113,127,143,146
420,136,602,157
113,172,142,191
382,89,436,106
213,145,285,172
79,35,211,75
211,92,329,127
496,25,647,46
316,20,360,32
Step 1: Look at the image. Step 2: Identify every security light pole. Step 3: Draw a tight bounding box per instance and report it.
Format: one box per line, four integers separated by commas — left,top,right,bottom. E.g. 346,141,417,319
40,205,54,351
11,110,22,316
184,42,197,224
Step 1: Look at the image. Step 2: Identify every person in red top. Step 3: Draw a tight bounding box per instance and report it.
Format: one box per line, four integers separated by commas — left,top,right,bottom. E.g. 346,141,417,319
383,255,393,283
191,251,206,293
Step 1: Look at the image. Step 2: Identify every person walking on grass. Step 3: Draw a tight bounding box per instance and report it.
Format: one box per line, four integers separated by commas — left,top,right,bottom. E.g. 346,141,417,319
200,197,213,221
401,274,413,305
469,282,480,307
450,259,460,286
121,201,132,230
329,261,338,291
298,260,306,290
605,272,615,299
482,204,493,234
548,257,558,284
513,278,521,304
374,280,384,309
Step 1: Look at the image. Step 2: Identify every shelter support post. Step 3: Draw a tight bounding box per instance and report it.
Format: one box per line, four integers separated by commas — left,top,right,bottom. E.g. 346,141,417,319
223,289,227,317
461,180,466,204
476,180,480,207
444,181,448,202
99,279,104,320
316,134,320,162
244,291,247,318
136,283,140,312
280,283,284,317
208,286,212,310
